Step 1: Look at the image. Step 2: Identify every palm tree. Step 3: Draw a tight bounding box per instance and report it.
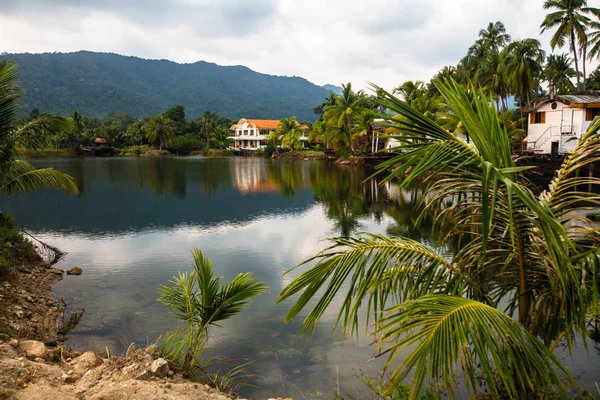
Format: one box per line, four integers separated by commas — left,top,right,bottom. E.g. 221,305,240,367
544,53,577,94
125,119,146,146
209,125,231,150
540,0,600,91
275,117,304,153
323,83,367,154
587,19,600,61
158,249,266,372
479,21,511,51
501,38,546,106
0,60,78,196
144,115,175,150
277,80,600,398
200,111,217,149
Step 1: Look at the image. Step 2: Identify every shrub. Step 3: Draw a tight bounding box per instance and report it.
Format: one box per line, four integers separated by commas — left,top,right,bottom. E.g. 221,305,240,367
167,137,204,155
0,214,40,282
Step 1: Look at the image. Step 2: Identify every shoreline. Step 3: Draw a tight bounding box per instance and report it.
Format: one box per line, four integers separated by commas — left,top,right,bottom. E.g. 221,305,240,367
0,231,288,399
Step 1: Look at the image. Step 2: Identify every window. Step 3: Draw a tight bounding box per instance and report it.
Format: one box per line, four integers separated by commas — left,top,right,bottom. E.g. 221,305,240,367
250,129,254,135
585,108,600,121
238,130,242,135
244,130,248,135
529,112,546,124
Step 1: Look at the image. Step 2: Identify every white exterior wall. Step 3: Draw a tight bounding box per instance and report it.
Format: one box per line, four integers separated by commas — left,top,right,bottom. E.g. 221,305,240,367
228,119,268,150
525,101,591,154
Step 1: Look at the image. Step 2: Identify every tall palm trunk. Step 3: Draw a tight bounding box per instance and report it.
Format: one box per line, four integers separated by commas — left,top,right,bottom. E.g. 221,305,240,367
582,46,587,91
571,31,581,92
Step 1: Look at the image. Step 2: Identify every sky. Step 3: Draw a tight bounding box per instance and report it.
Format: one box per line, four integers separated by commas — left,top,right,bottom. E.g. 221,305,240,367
0,0,597,91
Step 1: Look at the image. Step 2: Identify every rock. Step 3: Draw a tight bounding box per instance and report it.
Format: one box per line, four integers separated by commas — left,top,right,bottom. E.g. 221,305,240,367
25,296,34,303
66,267,83,276
14,311,24,319
9,339,18,347
122,363,152,380
309,347,327,363
149,358,169,378
48,268,63,276
18,340,47,360
70,351,102,375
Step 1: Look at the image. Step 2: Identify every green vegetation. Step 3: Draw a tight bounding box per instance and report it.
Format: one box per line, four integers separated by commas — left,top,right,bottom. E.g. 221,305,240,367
278,81,600,398
0,51,334,122
0,214,39,282
158,249,266,388
0,60,78,197
166,137,205,155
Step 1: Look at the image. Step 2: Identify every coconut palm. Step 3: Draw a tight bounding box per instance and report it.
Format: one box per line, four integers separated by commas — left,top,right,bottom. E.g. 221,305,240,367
125,119,146,146
540,0,600,91
501,38,546,106
158,249,266,371
544,53,577,94
277,80,600,398
209,125,231,150
276,117,303,153
0,60,78,197
587,19,600,61
145,115,175,150
323,83,367,153
200,111,218,149
479,21,511,50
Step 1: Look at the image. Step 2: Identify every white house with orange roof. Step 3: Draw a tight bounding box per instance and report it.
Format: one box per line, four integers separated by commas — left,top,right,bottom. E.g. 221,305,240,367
228,118,309,151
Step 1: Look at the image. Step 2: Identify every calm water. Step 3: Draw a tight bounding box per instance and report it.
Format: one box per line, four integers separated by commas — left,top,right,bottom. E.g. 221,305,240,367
2,156,599,398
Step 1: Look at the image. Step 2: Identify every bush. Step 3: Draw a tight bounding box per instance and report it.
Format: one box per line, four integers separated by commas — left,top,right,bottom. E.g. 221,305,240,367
167,137,204,155
0,214,40,282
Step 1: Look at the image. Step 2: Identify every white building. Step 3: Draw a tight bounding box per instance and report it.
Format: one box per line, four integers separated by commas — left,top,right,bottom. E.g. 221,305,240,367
524,94,600,154
228,118,309,151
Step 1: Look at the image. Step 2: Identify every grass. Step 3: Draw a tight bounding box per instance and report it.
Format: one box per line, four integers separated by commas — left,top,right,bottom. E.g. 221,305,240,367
116,145,155,155
299,149,325,155
16,147,73,156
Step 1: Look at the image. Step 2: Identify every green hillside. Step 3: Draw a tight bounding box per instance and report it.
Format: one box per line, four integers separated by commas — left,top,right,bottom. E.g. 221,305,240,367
1,51,335,122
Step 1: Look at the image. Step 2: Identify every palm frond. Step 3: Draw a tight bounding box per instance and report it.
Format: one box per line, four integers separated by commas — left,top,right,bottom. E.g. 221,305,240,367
1,160,79,196
376,295,572,399
277,233,475,337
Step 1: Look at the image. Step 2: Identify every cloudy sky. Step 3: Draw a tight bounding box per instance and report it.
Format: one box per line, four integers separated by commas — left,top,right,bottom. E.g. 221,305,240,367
0,0,596,91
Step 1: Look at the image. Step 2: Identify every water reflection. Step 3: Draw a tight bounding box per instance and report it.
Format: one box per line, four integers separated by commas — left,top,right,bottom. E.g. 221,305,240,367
0,157,430,398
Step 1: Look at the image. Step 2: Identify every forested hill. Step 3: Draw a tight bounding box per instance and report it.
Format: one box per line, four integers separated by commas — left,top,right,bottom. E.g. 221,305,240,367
1,51,337,122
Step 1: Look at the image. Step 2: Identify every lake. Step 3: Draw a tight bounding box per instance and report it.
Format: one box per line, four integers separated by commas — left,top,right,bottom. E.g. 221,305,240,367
1,156,598,398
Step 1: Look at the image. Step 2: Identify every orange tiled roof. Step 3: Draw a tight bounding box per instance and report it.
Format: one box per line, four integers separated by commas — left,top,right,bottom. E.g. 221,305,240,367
94,137,109,144
246,119,308,130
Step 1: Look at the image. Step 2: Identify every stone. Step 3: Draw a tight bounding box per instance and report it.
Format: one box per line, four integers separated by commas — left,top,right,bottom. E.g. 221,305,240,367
70,351,103,375
18,340,47,360
149,358,169,378
8,339,18,347
122,364,152,380
14,311,24,319
66,267,83,276
48,269,63,276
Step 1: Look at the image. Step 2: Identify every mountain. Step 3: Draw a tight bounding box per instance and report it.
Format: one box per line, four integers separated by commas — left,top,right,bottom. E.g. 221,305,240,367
321,84,343,95
0,51,332,122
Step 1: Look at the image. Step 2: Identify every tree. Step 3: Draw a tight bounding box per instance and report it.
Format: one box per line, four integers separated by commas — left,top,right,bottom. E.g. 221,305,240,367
209,125,231,150
587,19,600,61
0,60,78,196
158,249,266,373
275,117,303,153
199,111,217,149
501,38,545,106
125,119,146,146
543,53,577,94
540,0,600,91
145,115,175,150
277,80,600,398
323,83,367,154
478,21,511,51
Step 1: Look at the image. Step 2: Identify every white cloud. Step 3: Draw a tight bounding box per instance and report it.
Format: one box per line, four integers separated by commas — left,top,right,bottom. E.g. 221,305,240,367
0,0,598,92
